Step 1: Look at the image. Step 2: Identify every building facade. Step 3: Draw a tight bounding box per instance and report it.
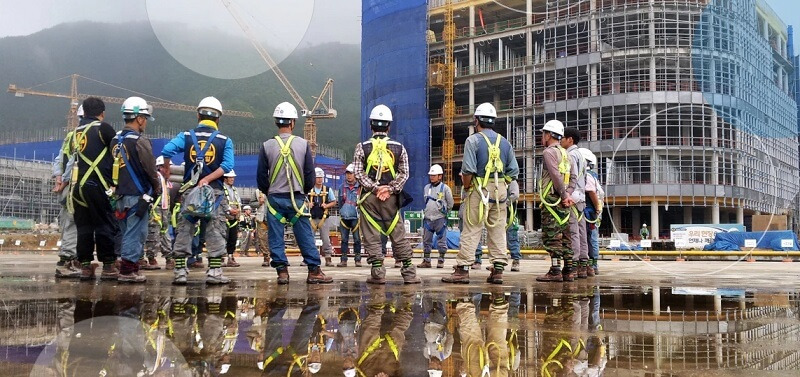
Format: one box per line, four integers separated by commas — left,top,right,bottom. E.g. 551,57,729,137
424,0,798,237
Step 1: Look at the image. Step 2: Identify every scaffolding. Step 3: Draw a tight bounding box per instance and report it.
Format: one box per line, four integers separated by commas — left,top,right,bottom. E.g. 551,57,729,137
427,0,798,234
0,158,60,224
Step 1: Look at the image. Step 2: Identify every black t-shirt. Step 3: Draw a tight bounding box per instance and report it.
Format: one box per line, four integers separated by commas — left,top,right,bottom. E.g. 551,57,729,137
75,118,116,186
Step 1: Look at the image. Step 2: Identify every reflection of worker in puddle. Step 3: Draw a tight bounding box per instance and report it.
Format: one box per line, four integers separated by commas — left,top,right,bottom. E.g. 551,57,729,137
259,292,323,376
337,301,361,376
539,288,575,377
196,290,240,374
422,295,454,375
354,287,414,376
456,290,510,377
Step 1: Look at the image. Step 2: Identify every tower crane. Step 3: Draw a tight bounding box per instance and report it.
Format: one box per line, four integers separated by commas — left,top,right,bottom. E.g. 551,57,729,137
8,74,255,130
220,0,336,157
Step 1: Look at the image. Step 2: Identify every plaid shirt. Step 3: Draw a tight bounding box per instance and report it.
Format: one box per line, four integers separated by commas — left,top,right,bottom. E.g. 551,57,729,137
353,132,409,194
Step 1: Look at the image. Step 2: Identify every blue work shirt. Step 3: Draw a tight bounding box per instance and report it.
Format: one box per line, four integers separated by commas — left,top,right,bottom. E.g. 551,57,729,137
461,129,519,181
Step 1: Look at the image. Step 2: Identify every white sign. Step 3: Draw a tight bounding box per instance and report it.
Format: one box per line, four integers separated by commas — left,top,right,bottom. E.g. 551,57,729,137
39,240,46,247
670,224,745,249
609,239,621,248
56,240,62,247
641,240,652,248
780,239,794,248
0,239,4,245
14,240,21,246
675,239,688,248
744,239,757,248
315,240,323,247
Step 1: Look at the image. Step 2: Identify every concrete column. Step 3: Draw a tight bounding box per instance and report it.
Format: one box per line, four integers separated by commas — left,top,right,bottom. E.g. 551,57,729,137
736,207,744,224
526,0,533,26
526,118,534,230
651,200,659,240
712,202,720,225
652,286,661,316
612,206,622,234
498,38,504,70
714,294,722,316
684,206,693,224
469,5,475,76
651,105,657,183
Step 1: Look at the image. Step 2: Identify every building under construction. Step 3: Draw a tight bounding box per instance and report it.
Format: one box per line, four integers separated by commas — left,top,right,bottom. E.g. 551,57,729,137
363,0,799,237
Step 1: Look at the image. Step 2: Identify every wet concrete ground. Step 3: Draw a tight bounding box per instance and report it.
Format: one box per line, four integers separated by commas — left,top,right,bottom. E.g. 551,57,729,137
1,255,799,376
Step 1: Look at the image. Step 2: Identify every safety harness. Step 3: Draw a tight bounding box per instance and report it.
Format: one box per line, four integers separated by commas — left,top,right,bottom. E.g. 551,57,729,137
179,128,219,193
68,121,111,213
309,185,330,231
150,174,171,232
113,130,154,220
584,170,604,226
538,144,571,226
424,183,448,218
267,135,309,225
223,184,241,229
339,183,361,232
359,137,400,236
465,132,510,228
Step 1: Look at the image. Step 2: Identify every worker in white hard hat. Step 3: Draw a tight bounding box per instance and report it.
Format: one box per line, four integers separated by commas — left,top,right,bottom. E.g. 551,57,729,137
238,204,257,256
640,223,650,239
561,127,590,280
161,96,235,285
111,97,161,283
250,190,271,266
419,164,454,269
52,105,84,278
221,169,242,268
256,101,333,284
442,102,519,285
536,119,576,282
580,147,604,276
143,155,178,271
353,104,421,284
307,167,337,267
337,163,363,267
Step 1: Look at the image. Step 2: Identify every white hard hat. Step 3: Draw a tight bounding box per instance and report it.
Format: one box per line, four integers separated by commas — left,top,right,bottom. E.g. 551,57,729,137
542,119,565,136
642,223,647,227
307,362,322,374
474,103,497,118
197,96,223,117
428,164,443,175
121,96,154,120
578,148,597,167
369,104,393,123
315,167,325,178
343,368,356,377
345,163,355,173
243,205,252,210
223,170,236,178
220,364,230,374
428,370,444,377
76,105,85,118
155,156,165,166
274,102,298,122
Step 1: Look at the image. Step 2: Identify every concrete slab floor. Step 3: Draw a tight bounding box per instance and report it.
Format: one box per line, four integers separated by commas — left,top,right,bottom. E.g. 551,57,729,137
0,254,798,376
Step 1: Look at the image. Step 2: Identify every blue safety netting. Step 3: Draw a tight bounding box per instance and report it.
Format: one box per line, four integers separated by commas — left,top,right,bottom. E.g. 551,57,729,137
0,139,344,189
703,231,799,251
362,0,430,211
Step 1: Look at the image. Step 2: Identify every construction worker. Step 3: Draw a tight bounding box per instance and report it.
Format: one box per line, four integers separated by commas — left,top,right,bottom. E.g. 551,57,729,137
455,290,510,377
221,170,242,267
112,96,160,283
442,103,519,285
419,164,454,269
536,120,576,282
238,205,256,254
355,287,414,376
256,101,333,284
561,127,590,279
258,291,323,375
160,96,234,285
253,191,271,266
308,167,336,267
70,97,119,281
353,104,421,284
143,156,177,270
423,295,454,374
581,147,604,276
506,180,522,272
640,223,650,239
337,163,362,267
52,105,82,278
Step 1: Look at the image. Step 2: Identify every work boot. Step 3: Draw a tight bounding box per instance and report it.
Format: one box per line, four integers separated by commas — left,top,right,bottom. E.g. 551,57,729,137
511,259,520,272
206,268,230,285
100,263,119,281
417,260,432,268
486,265,504,285
165,258,175,270
224,256,241,268
586,266,596,277
471,262,482,270
336,261,348,267
144,257,161,270
437,259,445,269
80,262,99,281
173,268,188,285
577,265,588,279
593,266,600,276
307,267,333,284
118,270,147,283
55,259,81,279
441,266,470,284
138,258,150,270
276,267,289,285
355,260,363,267
536,267,563,282
325,256,333,267
400,262,421,284
366,266,387,285
562,266,576,282
262,255,270,267
189,260,205,269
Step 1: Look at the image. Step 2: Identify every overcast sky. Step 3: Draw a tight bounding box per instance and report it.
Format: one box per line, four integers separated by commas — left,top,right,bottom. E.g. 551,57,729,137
0,0,362,44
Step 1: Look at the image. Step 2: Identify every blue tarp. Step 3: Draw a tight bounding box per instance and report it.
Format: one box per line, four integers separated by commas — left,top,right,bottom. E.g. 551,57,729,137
703,231,800,251
418,230,461,250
